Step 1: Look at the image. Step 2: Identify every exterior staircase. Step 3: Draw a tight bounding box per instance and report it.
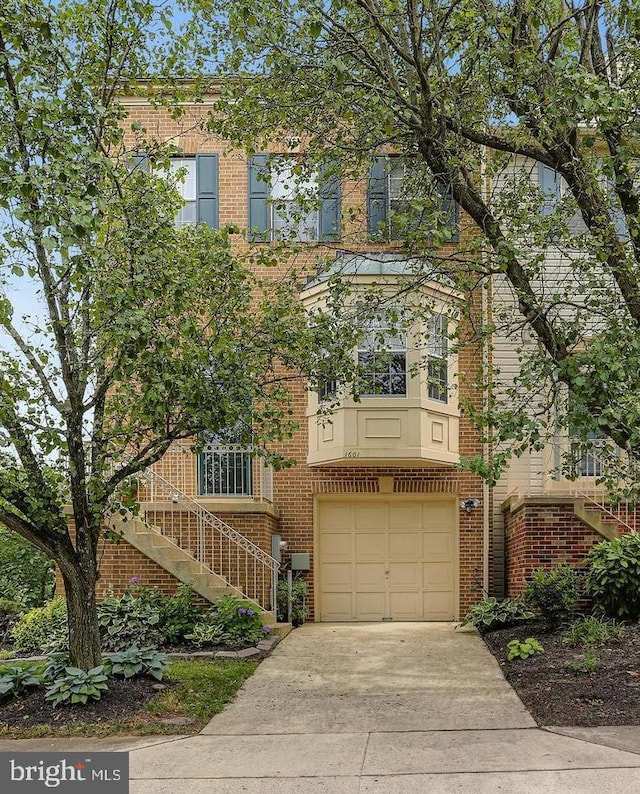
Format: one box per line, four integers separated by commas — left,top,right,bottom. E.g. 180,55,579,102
109,514,277,624
108,459,280,624
573,500,621,540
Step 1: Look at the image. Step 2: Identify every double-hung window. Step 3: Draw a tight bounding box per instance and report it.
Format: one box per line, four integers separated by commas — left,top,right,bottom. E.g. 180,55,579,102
368,156,459,241
270,160,320,241
158,154,219,229
248,155,341,242
167,158,197,227
358,314,407,396
427,314,449,403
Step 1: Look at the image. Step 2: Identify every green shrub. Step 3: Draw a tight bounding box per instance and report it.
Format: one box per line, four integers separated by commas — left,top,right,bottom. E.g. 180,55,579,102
506,637,544,661
104,646,169,681
188,594,268,649
0,665,42,700
277,578,309,626
584,534,640,620
97,592,163,652
563,615,623,648
44,666,109,707
11,598,67,654
523,564,580,628
158,584,205,645
460,597,534,632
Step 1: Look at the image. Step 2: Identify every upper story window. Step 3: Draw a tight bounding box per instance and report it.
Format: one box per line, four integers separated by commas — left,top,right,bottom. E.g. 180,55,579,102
167,158,197,227
248,155,341,243
427,314,449,403
158,154,219,229
270,161,320,241
357,313,407,396
368,156,459,242
538,162,627,240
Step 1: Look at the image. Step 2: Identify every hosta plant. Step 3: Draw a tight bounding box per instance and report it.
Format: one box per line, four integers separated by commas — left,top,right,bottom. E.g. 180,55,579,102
98,592,162,652
45,666,109,707
506,637,545,661
0,665,42,700
105,646,169,681
460,597,534,632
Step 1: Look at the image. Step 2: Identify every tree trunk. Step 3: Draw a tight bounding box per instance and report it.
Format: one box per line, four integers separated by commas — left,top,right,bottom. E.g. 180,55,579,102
62,568,102,669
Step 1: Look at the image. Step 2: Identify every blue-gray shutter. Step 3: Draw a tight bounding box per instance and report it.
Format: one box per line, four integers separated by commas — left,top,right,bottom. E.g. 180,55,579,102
539,163,561,216
367,156,389,235
319,162,341,241
196,154,218,228
248,154,271,242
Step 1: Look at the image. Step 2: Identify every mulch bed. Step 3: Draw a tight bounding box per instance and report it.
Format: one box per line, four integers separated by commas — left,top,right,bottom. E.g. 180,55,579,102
483,621,640,726
0,676,170,731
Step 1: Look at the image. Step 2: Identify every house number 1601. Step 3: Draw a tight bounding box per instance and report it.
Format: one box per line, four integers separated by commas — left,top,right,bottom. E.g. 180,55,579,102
345,450,361,458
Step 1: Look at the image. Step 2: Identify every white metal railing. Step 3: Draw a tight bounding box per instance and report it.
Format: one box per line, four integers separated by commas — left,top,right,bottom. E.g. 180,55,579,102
145,440,274,502
136,465,279,611
552,442,638,534
199,443,253,496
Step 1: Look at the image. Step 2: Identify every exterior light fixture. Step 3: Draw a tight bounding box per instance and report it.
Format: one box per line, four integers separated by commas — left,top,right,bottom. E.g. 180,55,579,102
460,497,481,513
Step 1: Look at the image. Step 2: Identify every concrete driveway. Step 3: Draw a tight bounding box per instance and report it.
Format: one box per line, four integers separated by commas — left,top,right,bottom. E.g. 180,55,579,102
125,623,640,792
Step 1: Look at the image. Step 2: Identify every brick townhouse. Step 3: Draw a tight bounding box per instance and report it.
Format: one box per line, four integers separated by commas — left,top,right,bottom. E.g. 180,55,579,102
92,96,628,623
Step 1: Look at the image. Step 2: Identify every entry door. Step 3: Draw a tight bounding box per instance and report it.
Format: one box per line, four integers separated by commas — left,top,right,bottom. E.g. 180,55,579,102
318,497,457,621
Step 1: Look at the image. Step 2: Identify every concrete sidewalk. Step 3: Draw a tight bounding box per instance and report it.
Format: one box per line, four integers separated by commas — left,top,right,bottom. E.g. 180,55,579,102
2,624,639,792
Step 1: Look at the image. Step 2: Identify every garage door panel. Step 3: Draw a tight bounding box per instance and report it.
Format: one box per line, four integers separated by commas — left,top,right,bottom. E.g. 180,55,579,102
355,592,385,620
321,592,353,621
389,503,423,530
321,563,352,588
321,532,352,560
355,532,386,560
424,590,455,620
355,563,386,588
354,504,386,530
422,531,454,562
391,590,423,620
423,561,454,589
388,562,421,588
422,501,458,530
321,502,353,530
389,532,421,560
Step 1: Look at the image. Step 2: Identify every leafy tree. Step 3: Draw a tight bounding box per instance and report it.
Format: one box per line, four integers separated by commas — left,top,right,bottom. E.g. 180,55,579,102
191,0,640,493
0,0,358,669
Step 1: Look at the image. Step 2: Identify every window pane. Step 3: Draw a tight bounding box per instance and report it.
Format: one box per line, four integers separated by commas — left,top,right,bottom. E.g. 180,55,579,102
427,314,448,403
358,352,407,396
168,158,197,201
271,160,319,241
176,200,197,227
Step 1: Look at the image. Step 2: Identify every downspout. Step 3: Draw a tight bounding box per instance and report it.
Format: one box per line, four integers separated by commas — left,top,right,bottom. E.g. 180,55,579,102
480,143,491,596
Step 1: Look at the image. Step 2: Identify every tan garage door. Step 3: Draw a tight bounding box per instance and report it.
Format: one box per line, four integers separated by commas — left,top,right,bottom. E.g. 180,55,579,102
317,496,457,621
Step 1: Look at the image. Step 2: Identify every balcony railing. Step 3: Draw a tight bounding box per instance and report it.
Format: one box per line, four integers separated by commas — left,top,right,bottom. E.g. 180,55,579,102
137,441,274,502
198,444,253,497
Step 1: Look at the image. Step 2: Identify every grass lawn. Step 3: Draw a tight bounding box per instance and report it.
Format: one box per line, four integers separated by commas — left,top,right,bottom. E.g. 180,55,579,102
0,658,258,739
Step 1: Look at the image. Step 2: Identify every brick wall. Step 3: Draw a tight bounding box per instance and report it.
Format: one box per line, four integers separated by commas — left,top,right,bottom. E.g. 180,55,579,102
503,499,603,597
